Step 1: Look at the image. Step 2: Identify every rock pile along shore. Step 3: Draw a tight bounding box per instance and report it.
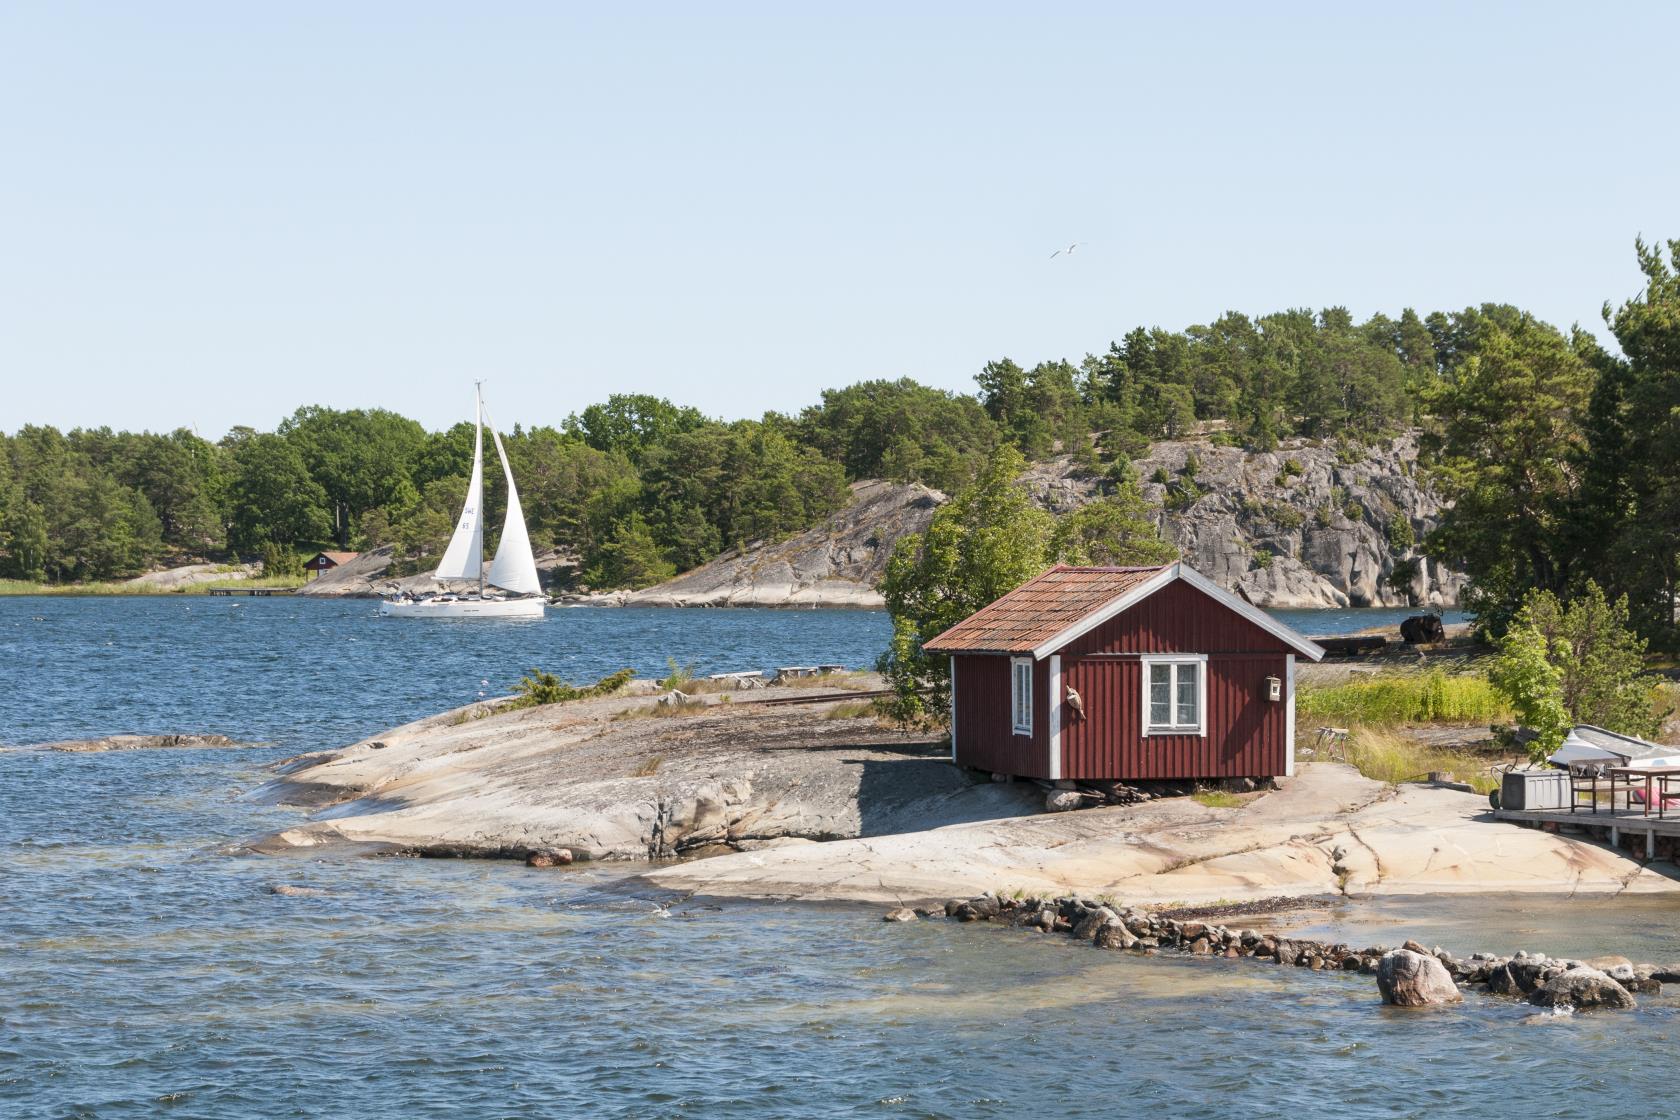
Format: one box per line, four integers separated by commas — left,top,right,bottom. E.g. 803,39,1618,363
886,893,1674,1012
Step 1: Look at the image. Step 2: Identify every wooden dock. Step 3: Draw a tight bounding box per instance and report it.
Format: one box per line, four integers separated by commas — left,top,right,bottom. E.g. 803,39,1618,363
206,587,294,596
1494,805,1680,859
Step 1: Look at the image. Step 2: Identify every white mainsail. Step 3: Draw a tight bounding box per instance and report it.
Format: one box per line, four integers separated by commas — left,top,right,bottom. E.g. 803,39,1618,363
433,390,486,581
482,406,543,596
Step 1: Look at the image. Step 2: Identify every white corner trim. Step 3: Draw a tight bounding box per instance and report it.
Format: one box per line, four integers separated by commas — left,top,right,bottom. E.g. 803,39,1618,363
1028,563,1326,663
1048,654,1062,780
1028,565,1179,660
1010,656,1033,736
948,655,958,763
1284,653,1297,777
1140,653,1208,737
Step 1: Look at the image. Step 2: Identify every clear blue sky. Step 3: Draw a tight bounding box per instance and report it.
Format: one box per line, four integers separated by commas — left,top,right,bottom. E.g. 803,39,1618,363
3,1,1675,437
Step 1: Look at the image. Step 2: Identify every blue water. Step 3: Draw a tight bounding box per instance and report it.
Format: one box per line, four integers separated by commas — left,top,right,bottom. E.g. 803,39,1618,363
2,597,1457,751
6,596,1671,1120
1,599,892,750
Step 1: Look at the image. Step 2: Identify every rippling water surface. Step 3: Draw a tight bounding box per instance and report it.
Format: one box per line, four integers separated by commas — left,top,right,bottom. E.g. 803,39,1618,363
2,597,1671,1118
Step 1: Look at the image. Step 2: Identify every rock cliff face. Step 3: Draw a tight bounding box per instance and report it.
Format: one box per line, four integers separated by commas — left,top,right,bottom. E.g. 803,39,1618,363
608,480,945,608
301,434,1460,610
1024,433,1463,609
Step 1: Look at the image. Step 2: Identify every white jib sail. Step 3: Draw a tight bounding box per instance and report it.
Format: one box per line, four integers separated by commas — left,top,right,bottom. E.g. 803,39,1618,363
433,393,485,581
482,406,543,596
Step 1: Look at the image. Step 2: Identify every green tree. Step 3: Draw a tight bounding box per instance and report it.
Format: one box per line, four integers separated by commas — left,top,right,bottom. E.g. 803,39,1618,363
1488,623,1571,763
585,511,675,589
225,433,331,552
566,394,706,465
1048,482,1178,567
1420,311,1594,634
1580,238,1680,642
878,446,1053,720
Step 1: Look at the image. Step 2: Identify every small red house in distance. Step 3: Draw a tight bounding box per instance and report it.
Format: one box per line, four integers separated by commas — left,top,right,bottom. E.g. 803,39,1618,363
303,551,359,580
923,562,1325,783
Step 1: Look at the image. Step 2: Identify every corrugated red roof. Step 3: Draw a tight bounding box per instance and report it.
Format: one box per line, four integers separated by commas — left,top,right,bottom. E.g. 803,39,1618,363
923,565,1171,654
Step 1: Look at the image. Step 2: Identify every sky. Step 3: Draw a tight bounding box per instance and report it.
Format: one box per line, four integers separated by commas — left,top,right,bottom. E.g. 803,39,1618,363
2,1,1677,438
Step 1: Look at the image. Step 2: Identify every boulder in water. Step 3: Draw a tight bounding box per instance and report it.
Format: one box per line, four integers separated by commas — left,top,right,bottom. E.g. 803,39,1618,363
1526,968,1636,1011
1376,949,1463,1007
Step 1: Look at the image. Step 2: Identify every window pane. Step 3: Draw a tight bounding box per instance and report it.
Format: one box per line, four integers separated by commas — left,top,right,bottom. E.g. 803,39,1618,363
1176,663,1199,726
1149,664,1170,726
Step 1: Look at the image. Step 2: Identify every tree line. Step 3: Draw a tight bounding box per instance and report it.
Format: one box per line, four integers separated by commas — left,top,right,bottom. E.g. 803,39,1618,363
3,239,1677,645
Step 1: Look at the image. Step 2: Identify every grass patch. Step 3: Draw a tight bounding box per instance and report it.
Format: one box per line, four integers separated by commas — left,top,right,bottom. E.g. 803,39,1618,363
1297,669,1510,727
0,573,309,595
659,658,698,691
629,755,663,777
1341,727,1507,796
1191,789,1244,809
823,699,880,720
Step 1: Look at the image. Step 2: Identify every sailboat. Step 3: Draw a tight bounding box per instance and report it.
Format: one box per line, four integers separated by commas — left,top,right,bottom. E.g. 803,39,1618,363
378,383,547,619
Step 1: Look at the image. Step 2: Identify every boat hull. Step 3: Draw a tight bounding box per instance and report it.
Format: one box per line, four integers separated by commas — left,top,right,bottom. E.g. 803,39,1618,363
377,596,546,619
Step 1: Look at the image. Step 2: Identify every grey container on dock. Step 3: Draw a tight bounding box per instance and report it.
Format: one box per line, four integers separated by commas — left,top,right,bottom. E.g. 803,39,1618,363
1500,768,1572,811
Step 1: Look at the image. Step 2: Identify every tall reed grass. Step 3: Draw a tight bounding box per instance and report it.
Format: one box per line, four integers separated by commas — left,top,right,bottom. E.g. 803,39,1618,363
1340,727,1506,796
1297,669,1510,727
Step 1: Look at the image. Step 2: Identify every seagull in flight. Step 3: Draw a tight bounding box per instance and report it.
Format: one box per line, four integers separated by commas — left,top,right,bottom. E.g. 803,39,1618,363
1050,242,1084,259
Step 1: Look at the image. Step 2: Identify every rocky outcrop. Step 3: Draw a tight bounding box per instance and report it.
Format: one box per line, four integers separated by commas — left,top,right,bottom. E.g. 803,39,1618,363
244,682,1043,860
40,734,249,753
607,480,944,608
1377,949,1464,1006
888,895,1656,1013
1527,967,1638,1011
300,433,1460,610
1023,433,1464,609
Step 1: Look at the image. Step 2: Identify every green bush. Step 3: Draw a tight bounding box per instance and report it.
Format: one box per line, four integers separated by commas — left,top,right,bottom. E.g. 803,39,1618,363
1297,670,1512,727
261,542,303,578
508,667,636,709
1253,548,1273,570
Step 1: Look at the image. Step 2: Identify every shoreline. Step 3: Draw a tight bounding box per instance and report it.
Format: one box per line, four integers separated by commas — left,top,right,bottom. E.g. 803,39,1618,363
230,685,1680,910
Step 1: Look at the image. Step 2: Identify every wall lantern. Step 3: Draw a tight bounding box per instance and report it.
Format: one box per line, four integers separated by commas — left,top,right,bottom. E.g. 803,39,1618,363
1265,676,1282,702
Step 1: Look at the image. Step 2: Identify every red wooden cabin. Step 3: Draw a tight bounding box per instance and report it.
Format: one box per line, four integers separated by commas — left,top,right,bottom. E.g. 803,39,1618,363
924,563,1325,783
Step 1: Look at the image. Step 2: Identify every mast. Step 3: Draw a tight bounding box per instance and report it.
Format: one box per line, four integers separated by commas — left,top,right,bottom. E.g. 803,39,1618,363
475,380,485,600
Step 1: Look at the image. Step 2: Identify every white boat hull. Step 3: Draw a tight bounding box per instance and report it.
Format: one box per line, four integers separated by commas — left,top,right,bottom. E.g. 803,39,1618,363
378,596,546,619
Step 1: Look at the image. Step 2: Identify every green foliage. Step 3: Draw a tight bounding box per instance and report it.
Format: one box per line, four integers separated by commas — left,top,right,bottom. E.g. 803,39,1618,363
1419,307,1595,634
879,446,1054,721
1049,483,1179,567
1253,548,1273,570
1150,466,1172,486
1578,239,1680,643
260,542,304,578
1489,583,1663,756
1297,670,1511,727
585,512,676,590
659,658,698,691
507,666,636,710
1387,517,1415,554
1488,625,1572,763
1343,728,1503,796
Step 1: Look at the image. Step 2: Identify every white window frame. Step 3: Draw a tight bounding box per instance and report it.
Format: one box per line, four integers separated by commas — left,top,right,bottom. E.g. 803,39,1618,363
1141,654,1208,737
1010,656,1033,736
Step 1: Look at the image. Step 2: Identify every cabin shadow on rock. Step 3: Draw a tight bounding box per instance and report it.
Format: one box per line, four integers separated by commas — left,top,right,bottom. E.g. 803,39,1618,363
925,562,1325,785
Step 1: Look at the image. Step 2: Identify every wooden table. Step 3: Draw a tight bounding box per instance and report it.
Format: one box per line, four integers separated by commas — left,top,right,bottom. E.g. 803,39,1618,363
1608,766,1680,818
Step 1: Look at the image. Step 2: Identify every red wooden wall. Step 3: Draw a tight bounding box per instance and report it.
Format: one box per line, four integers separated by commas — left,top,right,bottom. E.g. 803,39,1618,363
952,653,1050,778
1059,652,1287,779
952,578,1294,781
